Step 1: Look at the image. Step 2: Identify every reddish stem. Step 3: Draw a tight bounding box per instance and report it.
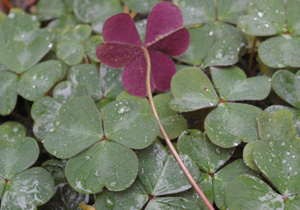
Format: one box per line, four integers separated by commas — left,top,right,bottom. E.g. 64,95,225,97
143,48,215,210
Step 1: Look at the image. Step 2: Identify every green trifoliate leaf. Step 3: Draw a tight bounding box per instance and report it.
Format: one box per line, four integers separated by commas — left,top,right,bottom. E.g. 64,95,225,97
265,105,300,137
145,197,201,210
0,37,52,74
238,0,286,36
176,0,251,26
116,91,150,112
73,0,123,33
48,14,78,30
44,97,103,159
154,94,188,139
17,60,66,101
213,159,259,210
0,71,17,116
61,24,92,43
0,122,26,139
123,0,158,13
210,66,271,101
238,0,300,36
225,175,284,210
68,64,102,100
42,159,67,185
31,96,62,140
100,64,124,99
174,0,215,26
1,168,55,210
259,36,300,68
170,68,219,112
217,0,252,24
95,179,148,210
103,100,159,149
243,141,259,171
36,0,66,21
53,81,89,104
272,70,300,109
84,35,103,62
178,130,234,173
178,22,247,68
136,141,200,196
0,136,39,179
65,141,138,193
253,138,300,195
257,110,296,141
180,172,214,210
41,183,89,210
56,41,84,66
3,12,40,43
205,103,261,148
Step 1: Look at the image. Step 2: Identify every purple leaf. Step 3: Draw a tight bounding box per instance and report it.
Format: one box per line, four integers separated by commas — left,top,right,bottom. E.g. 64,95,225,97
102,13,142,47
97,43,142,68
122,53,155,97
147,28,190,56
97,2,189,97
122,51,176,97
150,51,176,92
145,3,184,47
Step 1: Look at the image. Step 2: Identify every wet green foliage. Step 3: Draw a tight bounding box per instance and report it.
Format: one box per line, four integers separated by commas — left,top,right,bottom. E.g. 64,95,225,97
0,0,300,209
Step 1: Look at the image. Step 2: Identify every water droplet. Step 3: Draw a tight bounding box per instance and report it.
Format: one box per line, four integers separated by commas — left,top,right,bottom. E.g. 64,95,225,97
117,106,131,115
257,12,264,17
209,31,214,36
53,150,58,155
286,151,291,156
55,121,60,126
48,43,53,48
105,198,114,208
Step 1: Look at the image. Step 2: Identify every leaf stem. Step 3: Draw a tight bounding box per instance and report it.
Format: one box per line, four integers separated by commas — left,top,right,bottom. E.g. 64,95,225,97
248,36,257,75
143,48,215,210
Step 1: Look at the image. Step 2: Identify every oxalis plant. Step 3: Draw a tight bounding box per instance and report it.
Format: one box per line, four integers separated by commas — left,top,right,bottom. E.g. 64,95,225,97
0,0,300,210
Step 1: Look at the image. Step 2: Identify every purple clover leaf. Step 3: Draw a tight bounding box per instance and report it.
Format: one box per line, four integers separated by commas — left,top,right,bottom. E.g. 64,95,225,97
96,2,190,97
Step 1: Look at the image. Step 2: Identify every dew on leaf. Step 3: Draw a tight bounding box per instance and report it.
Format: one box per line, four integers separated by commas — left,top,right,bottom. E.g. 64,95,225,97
117,106,131,115
257,12,264,17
